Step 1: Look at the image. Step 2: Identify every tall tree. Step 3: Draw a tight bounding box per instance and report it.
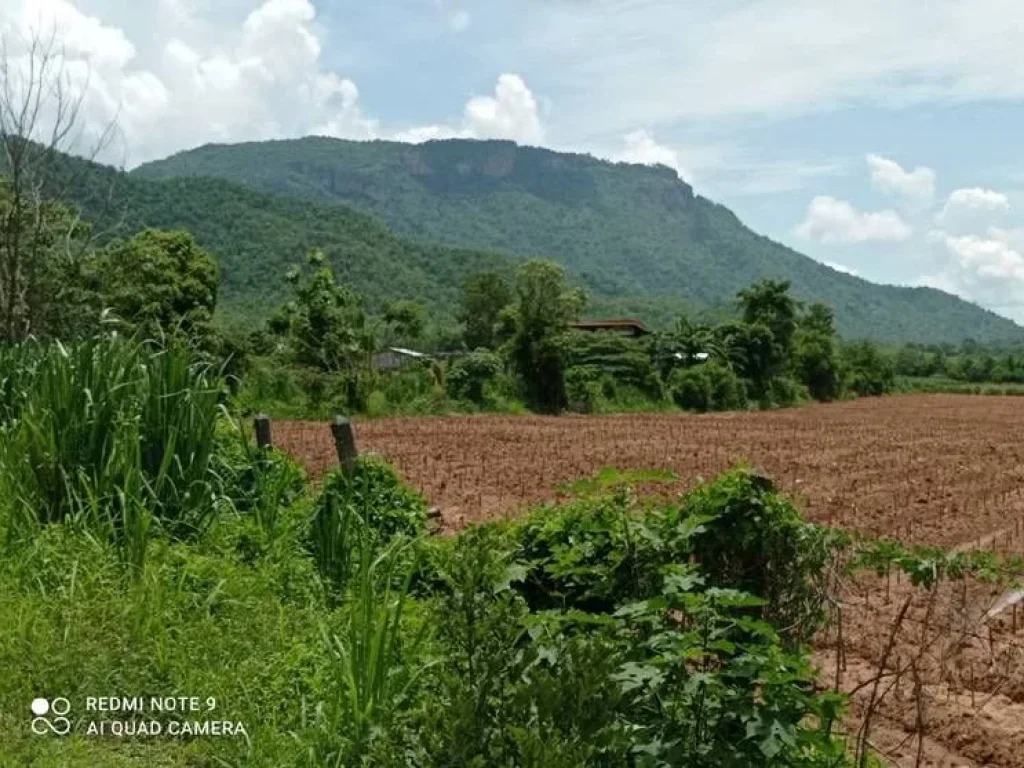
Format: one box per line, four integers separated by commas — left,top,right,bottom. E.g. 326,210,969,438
509,260,586,413
269,249,373,375
458,272,511,350
792,302,842,401
735,280,798,399
737,280,798,359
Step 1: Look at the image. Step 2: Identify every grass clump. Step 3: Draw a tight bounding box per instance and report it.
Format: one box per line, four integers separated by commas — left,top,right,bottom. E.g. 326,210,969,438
0,339,225,567
310,457,428,596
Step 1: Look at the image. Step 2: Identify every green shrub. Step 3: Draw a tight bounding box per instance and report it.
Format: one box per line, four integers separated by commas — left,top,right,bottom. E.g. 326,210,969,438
365,389,389,417
766,373,809,408
414,471,851,766
665,468,842,644
446,349,502,404
215,421,307,544
511,490,661,612
669,361,746,412
669,366,709,411
234,357,305,414
843,341,896,396
377,366,440,409
564,364,603,413
565,329,661,393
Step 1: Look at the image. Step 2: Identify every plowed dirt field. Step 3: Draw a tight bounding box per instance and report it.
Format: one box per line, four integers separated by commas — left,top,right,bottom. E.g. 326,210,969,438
276,394,1024,766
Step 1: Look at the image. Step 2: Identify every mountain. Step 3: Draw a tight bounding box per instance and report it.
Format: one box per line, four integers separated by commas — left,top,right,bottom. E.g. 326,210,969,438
132,137,1024,344
51,153,515,322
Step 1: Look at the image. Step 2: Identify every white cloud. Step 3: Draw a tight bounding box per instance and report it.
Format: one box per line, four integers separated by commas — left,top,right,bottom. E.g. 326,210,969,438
390,73,544,145
936,187,1011,232
866,154,935,203
463,74,543,144
12,0,136,67
612,129,687,180
913,227,1024,318
989,227,1024,248
821,259,859,276
931,233,1024,313
940,187,1010,215
795,196,912,244
945,234,1024,280
0,0,545,164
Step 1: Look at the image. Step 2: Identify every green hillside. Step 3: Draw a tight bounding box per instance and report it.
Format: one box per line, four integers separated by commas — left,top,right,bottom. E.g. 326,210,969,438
54,155,515,322
132,136,1024,343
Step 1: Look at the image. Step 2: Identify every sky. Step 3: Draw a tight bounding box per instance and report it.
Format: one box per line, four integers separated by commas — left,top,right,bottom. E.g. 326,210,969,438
3,0,1024,321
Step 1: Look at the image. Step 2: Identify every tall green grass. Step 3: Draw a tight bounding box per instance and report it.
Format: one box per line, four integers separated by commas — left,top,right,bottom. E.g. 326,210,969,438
316,539,431,764
310,459,428,597
0,338,224,565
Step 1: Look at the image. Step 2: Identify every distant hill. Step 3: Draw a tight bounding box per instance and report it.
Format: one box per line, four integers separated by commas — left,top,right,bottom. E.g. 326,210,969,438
132,137,1024,344
52,154,515,322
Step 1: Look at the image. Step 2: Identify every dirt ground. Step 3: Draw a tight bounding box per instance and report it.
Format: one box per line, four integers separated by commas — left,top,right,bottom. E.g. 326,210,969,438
274,394,1024,766
275,395,1024,548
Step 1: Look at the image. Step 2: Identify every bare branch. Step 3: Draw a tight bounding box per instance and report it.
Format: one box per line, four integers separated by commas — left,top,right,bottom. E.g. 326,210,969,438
0,25,122,341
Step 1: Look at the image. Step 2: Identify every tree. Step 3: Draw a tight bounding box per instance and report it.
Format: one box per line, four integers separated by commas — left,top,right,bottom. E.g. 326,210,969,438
382,299,425,345
668,361,746,412
716,320,775,395
269,250,373,376
458,272,511,350
0,30,116,341
648,313,727,379
735,280,798,400
737,280,797,360
446,349,502,404
843,340,895,396
0,182,92,338
92,229,218,340
509,260,586,413
791,303,842,401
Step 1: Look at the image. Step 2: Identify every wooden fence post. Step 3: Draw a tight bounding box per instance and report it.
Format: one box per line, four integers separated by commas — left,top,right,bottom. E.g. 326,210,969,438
331,415,358,474
254,414,272,450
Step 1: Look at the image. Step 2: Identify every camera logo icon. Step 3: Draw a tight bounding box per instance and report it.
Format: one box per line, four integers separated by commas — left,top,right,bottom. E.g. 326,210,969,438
31,697,71,736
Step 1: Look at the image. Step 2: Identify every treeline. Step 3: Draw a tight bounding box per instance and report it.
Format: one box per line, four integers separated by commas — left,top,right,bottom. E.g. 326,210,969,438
0,166,902,416
891,341,1024,384
236,251,900,416
2,161,996,417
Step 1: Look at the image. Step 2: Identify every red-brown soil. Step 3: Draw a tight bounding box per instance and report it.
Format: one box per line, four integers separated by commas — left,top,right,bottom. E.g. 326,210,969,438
274,395,1024,766
275,395,1024,547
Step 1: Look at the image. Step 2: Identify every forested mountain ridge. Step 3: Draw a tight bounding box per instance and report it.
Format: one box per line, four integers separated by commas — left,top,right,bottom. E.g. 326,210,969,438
132,136,1024,344
50,152,516,321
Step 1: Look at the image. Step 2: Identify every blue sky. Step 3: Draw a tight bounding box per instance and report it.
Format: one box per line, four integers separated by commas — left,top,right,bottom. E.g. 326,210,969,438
4,0,1024,320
